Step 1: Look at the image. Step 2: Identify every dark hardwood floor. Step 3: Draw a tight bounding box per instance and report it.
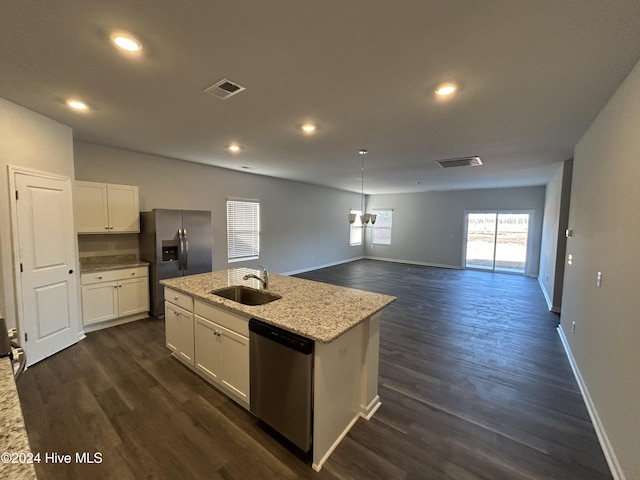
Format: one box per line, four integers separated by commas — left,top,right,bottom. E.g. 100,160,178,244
17,260,611,479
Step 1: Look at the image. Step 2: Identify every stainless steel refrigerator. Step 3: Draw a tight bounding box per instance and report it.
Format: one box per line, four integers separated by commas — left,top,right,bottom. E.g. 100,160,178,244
140,209,212,318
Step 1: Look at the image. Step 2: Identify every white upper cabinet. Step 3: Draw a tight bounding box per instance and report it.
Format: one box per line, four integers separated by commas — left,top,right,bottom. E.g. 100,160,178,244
75,181,140,233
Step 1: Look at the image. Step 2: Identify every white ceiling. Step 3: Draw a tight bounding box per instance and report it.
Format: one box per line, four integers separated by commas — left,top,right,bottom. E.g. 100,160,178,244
2,1,640,194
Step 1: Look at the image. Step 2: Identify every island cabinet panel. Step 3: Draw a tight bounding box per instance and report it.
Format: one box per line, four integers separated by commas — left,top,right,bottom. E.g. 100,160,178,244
194,300,249,407
194,316,221,383
165,288,193,312
313,322,364,471
165,291,195,366
312,313,382,472
360,312,382,418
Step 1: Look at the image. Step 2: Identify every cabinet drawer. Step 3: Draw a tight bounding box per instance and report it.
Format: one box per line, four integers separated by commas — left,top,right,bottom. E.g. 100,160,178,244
195,299,249,336
165,288,194,312
81,266,148,285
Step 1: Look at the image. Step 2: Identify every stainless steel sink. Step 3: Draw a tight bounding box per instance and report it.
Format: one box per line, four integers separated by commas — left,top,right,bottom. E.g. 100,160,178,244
211,285,281,306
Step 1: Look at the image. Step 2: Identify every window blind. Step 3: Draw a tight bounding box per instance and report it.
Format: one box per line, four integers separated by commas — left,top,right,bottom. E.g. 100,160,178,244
371,209,392,245
227,200,260,262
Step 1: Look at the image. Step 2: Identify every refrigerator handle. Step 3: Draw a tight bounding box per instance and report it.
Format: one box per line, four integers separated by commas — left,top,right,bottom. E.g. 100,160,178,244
177,228,184,271
183,228,189,271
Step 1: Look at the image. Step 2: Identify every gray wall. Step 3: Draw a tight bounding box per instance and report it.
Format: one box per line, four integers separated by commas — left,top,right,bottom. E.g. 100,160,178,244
538,159,572,312
73,142,364,274
365,186,546,275
561,61,640,480
0,98,76,329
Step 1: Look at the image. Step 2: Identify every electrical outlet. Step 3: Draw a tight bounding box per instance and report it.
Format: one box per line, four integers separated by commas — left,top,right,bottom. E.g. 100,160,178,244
567,254,573,266
596,272,602,287
572,321,576,334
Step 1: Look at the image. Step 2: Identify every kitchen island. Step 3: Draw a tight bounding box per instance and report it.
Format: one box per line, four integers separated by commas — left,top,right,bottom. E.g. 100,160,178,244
0,358,37,480
160,267,395,471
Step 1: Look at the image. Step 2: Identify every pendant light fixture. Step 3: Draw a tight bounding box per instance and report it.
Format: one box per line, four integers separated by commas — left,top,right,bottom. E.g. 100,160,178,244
348,149,377,225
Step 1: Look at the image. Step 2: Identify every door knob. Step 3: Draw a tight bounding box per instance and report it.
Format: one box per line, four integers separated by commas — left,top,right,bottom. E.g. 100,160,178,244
68,269,73,274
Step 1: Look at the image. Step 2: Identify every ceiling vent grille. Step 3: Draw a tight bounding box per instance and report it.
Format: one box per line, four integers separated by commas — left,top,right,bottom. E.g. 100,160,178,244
204,78,246,100
436,156,483,168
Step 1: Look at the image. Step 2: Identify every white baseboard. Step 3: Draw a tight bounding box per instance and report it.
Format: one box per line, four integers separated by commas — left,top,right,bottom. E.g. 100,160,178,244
364,256,462,270
557,326,624,480
360,395,382,420
312,412,361,472
538,276,553,311
82,312,148,334
281,256,365,276
538,277,562,313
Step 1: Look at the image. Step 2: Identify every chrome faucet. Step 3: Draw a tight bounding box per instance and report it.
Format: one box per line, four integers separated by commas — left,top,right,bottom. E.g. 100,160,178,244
243,266,269,289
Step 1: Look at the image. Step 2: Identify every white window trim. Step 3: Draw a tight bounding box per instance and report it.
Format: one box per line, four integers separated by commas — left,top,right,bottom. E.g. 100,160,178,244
227,199,260,262
349,209,363,246
371,208,393,245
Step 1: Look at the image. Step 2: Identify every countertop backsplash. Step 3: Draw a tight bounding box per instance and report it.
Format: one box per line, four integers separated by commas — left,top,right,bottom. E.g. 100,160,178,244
78,233,139,259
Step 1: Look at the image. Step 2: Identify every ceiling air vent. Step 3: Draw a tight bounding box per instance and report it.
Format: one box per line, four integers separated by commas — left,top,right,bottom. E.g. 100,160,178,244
436,156,483,168
204,78,246,100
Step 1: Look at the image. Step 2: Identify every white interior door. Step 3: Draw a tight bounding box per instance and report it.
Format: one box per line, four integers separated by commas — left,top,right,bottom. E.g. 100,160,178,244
13,170,80,366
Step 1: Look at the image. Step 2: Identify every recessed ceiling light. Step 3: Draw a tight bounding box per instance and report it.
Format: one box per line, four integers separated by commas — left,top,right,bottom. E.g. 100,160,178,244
228,144,241,153
112,33,142,52
435,82,457,96
66,99,88,110
301,123,317,133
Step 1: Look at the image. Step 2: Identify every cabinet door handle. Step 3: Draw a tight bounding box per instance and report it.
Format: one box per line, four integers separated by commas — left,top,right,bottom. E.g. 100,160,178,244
97,275,102,280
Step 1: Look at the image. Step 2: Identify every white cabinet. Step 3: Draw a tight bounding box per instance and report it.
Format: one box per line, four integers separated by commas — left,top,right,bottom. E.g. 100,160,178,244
194,299,250,406
164,288,195,366
81,266,149,330
162,290,250,407
194,314,250,406
82,281,119,324
75,181,140,233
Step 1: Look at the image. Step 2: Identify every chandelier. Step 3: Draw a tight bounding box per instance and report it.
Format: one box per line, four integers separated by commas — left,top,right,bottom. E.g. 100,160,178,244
348,149,377,225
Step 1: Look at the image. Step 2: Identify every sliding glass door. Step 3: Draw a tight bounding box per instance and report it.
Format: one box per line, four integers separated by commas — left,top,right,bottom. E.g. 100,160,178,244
464,212,531,274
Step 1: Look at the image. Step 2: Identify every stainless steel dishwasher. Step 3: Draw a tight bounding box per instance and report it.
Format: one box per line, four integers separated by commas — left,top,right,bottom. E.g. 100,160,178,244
249,318,314,452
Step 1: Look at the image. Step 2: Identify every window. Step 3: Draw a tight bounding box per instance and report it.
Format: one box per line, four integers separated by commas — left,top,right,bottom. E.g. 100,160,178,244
227,200,260,262
349,209,362,246
371,209,393,245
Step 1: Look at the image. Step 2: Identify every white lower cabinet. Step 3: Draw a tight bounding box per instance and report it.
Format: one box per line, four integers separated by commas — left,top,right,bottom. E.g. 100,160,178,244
165,301,194,366
194,314,249,406
194,299,250,407
163,291,249,408
81,266,149,330
82,281,119,324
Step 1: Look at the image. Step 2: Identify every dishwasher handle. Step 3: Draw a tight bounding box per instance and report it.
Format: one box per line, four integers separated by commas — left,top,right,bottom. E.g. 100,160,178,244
249,319,313,355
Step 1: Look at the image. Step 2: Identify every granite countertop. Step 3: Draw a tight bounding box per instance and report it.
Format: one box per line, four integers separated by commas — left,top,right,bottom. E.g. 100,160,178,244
161,268,396,343
0,358,37,479
80,254,149,273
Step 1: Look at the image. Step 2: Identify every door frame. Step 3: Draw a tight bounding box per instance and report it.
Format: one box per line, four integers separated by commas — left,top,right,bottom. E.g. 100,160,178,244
7,165,84,352
462,209,535,275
